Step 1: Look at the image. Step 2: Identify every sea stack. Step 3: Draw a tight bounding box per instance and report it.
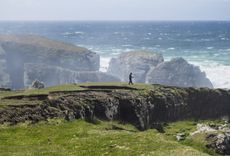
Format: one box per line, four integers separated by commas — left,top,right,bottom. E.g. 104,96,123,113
0,35,100,89
107,50,164,82
146,57,213,88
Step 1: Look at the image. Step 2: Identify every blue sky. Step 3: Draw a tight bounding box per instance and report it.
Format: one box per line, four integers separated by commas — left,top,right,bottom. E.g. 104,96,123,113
0,0,230,21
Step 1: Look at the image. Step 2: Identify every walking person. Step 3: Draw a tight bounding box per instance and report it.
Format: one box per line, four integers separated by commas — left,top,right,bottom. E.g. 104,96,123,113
128,72,134,85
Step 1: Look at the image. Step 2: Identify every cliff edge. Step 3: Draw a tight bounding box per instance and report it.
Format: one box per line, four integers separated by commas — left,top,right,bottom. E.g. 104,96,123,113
0,83,229,130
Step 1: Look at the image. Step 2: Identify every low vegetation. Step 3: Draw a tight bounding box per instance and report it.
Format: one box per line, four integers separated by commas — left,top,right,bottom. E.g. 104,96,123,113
0,82,153,106
0,82,228,155
0,119,220,156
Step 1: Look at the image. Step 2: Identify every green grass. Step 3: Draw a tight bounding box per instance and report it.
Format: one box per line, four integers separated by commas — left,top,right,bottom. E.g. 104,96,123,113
0,35,88,53
0,82,154,106
0,83,222,155
164,120,218,156
0,119,213,156
0,82,152,97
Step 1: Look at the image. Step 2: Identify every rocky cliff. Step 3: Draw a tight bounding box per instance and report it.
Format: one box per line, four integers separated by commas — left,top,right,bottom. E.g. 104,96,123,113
24,63,120,86
107,51,164,82
0,46,10,87
0,35,100,89
108,51,213,88
146,58,213,88
1,84,229,130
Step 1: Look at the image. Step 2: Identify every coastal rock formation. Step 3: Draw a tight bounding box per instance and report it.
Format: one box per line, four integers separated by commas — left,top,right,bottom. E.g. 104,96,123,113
107,51,164,82
0,46,10,88
1,84,230,155
1,84,230,131
24,63,120,87
108,51,213,88
0,35,100,89
146,58,213,88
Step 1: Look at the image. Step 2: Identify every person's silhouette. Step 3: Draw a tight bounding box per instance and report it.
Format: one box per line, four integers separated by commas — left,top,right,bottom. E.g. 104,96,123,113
129,73,134,85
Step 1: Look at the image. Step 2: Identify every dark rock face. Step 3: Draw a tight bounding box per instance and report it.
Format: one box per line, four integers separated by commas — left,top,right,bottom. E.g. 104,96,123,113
24,63,120,87
0,35,100,89
107,51,164,82
1,85,230,131
31,79,45,89
146,58,213,88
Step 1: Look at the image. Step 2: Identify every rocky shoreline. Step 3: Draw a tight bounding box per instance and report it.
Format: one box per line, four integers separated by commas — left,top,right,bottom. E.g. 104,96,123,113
0,35,214,89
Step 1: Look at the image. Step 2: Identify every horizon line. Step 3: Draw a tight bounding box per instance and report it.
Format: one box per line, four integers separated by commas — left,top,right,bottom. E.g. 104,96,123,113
0,19,230,22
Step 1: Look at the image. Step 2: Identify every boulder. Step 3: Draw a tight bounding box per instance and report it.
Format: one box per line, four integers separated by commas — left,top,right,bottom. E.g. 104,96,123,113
176,133,186,141
107,51,164,82
24,63,120,87
31,80,45,89
206,133,230,155
189,123,230,155
146,57,213,88
0,35,100,89
190,123,217,136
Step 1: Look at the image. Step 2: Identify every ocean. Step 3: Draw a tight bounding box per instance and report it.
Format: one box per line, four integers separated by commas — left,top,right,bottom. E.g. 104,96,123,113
0,21,230,88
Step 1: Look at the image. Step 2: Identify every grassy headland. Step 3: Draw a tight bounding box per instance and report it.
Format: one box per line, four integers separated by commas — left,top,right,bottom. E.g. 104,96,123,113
0,82,229,155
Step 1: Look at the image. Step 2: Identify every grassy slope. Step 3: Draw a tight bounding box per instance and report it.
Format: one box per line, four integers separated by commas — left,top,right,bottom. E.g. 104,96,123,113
0,35,88,53
0,119,214,156
0,82,153,106
0,83,221,155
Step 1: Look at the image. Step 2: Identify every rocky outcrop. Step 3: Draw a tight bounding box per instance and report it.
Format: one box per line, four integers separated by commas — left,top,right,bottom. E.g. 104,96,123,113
0,35,100,89
0,45,10,88
206,133,230,155
146,58,213,88
1,85,230,131
189,123,230,155
108,52,213,88
24,63,120,87
107,51,164,82
31,80,45,89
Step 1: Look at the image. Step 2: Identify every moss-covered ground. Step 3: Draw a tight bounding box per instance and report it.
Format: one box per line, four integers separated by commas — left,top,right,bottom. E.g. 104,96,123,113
0,119,220,156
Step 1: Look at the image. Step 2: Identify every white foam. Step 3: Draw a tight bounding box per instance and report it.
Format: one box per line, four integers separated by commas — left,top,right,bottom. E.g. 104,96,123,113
111,52,121,55
221,37,228,41
206,47,214,50
122,44,132,47
201,38,213,42
62,32,72,36
100,57,111,72
75,31,84,35
190,61,230,89
113,32,120,35
62,31,84,36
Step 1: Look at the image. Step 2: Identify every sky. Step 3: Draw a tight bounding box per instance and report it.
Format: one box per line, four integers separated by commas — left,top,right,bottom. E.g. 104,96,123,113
0,0,230,21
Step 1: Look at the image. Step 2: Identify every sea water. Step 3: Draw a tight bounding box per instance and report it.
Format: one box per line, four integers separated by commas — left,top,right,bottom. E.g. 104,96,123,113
0,21,229,88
